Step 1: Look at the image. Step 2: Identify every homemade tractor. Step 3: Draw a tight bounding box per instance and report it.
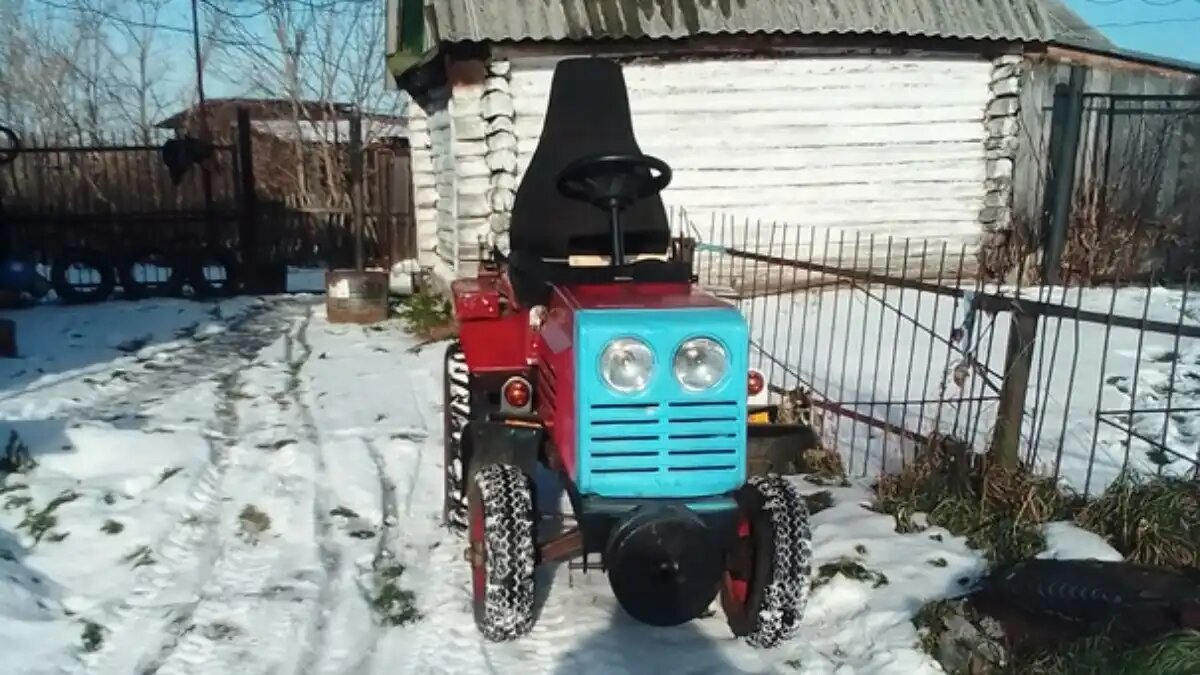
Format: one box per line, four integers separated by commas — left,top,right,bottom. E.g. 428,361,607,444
442,58,816,648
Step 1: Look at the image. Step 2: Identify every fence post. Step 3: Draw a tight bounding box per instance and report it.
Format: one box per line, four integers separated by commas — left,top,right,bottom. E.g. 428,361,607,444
1175,94,1199,234
235,108,258,273
1041,65,1087,284
991,308,1039,468
350,110,364,271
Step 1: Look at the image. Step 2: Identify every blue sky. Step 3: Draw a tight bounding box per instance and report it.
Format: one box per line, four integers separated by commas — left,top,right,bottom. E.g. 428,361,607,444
177,1,1200,99
1065,0,1200,64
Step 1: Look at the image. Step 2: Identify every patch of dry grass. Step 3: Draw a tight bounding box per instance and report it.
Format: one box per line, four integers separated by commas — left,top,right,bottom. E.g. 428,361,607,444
1075,473,1200,571
875,434,1079,565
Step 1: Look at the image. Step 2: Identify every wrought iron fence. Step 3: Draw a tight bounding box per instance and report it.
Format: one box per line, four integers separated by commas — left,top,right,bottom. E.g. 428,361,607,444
673,210,1199,499
0,119,416,272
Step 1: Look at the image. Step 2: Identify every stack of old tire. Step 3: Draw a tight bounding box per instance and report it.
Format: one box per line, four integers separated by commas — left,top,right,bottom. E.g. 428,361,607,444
51,246,241,304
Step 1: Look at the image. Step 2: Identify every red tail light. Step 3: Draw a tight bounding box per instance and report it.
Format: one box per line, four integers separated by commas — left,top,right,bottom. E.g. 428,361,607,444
747,370,765,396
503,377,531,409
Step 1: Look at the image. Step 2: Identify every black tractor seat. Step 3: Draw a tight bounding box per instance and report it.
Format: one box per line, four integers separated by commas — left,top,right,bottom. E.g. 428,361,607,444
502,248,692,306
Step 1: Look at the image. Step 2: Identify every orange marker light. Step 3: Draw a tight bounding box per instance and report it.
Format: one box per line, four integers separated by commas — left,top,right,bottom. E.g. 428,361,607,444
748,370,765,396
504,378,531,408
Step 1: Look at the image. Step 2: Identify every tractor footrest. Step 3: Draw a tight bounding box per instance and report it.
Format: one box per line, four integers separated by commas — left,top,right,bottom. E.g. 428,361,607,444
566,553,604,573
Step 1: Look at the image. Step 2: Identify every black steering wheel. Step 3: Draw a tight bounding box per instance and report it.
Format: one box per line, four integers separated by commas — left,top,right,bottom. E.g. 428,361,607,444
0,125,18,166
556,153,672,211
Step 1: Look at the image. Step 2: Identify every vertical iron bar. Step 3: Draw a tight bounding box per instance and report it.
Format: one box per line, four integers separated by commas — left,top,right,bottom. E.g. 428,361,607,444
867,236,895,474
766,224,790,393
834,232,865,450
1122,277,1156,473
935,244,969,438
1042,66,1087,285
808,228,833,391
958,271,988,447
739,217,754,341
1052,284,1087,482
882,238,912,468
758,221,778,372
972,307,1001,450
821,230,847,447
791,226,818,393
849,233,876,471
1025,284,1052,466
1098,96,1117,224
1157,273,1191,474
1083,277,1123,498
350,111,364,271
921,243,950,439
1029,283,1071,468
950,247,979,437
899,239,930,467
779,226,804,395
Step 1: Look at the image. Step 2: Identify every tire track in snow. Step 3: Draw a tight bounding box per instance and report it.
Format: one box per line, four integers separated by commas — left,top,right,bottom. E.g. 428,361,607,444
287,307,353,675
148,305,340,672
2,300,284,424
69,303,304,675
374,384,579,675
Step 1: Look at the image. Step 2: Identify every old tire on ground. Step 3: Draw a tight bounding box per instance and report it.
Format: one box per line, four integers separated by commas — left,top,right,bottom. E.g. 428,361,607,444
119,247,186,299
186,247,240,299
51,248,115,304
721,474,814,648
443,341,474,531
0,125,18,165
468,463,537,642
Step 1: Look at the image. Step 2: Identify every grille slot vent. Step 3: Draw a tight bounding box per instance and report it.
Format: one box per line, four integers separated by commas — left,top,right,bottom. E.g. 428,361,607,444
585,400,742,475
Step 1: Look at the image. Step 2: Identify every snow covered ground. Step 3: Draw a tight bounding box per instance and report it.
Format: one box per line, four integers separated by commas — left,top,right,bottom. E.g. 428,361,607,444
0,286,1133,675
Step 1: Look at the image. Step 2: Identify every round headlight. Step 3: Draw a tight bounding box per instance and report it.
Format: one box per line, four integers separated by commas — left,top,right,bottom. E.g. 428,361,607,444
673,337,728,391
600,338,654,393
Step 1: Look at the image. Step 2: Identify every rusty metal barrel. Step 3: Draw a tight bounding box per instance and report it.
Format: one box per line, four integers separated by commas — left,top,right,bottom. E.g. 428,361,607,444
325,270,389,324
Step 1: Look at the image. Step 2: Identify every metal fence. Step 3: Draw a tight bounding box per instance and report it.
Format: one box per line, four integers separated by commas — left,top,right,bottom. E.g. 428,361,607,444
0,114,416,273
1027,81,1200,285
675,211,1199,499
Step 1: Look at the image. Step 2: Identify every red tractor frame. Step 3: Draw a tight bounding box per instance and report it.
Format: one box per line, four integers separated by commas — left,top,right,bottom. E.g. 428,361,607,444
440,57,819,647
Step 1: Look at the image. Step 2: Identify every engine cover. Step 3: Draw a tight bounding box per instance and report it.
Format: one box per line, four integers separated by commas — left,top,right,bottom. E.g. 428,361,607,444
603,505,723,626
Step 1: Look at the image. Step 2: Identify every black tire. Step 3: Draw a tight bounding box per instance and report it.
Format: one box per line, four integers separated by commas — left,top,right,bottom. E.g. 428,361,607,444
468,463,537,642
0,125,18,166
721,474,814,648
50,248,115,304
443,341,472,531
186,247,240,299
119,247,186,299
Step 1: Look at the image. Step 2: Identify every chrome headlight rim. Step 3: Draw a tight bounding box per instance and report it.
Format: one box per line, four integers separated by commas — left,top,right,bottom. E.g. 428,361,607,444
672,335,730,392
598,336,655,394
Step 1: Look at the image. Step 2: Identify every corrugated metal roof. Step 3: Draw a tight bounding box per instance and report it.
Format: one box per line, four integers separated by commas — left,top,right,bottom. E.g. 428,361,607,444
424,0,1112,47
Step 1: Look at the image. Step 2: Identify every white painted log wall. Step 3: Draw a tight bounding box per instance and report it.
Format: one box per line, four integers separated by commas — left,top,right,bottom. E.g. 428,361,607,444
509,56,995,251
406,98,439,267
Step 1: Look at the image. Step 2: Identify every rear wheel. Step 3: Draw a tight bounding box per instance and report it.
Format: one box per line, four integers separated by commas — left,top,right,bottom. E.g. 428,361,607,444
721,474,814,648
468,463,537,642
443,341,473,531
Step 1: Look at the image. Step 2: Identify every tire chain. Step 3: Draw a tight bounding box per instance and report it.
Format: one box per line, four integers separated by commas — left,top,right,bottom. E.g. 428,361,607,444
474,464,537,642
444,344,471,531
743,474,814,648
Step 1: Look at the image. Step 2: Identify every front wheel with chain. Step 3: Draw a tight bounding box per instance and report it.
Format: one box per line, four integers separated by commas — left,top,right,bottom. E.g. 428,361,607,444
468,463,537,641
443,341,473,531
721,474,814,648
